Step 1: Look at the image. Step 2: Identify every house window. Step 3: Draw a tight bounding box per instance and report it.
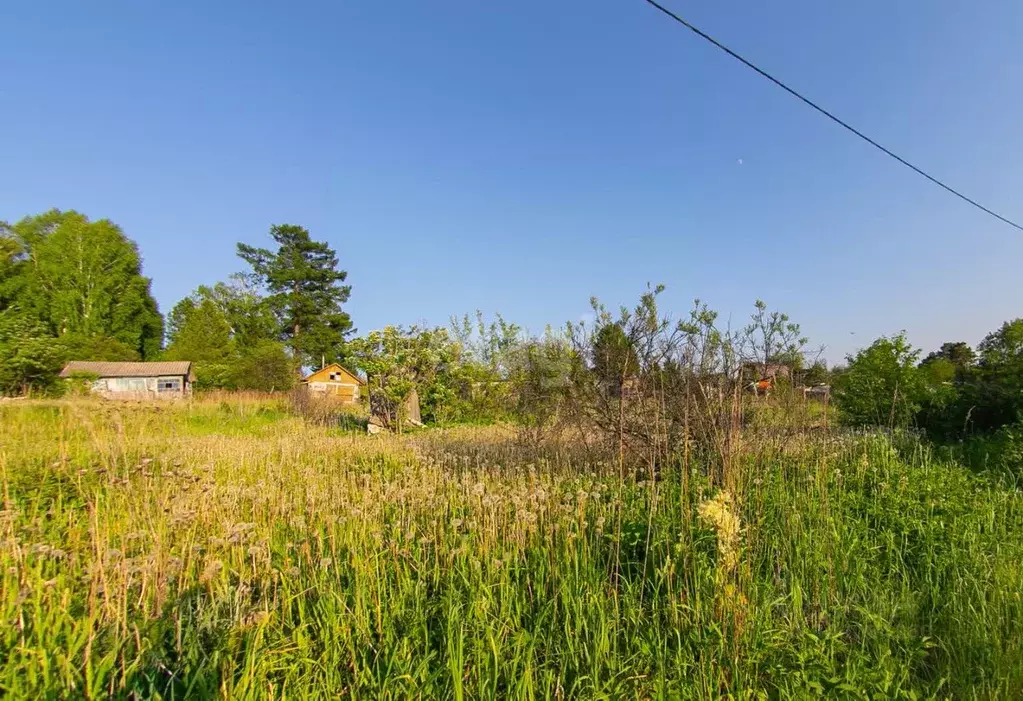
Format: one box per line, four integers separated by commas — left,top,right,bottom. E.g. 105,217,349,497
329,372,340,381
114,378,147,391
157,378,181,392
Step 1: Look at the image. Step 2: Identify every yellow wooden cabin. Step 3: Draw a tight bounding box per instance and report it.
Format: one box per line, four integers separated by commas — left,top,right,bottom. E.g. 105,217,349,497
302,363,365,403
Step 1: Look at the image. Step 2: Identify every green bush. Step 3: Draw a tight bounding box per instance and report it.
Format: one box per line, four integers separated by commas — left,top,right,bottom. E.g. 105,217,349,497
835,333,923,428
960,421,1023,480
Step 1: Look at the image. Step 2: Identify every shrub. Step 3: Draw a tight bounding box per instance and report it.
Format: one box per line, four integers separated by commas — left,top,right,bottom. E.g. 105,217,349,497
835,333,923,428
961,420,1023,480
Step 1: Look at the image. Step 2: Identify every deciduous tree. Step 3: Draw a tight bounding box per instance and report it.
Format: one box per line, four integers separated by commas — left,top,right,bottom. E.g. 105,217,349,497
0,314,66,394
835,333,923,427
920,341,976,383
3,210,163,359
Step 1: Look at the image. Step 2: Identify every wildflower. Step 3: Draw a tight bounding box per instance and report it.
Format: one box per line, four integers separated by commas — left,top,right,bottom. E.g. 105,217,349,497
199,559,223,584
319,558,332,570
697,491,741,574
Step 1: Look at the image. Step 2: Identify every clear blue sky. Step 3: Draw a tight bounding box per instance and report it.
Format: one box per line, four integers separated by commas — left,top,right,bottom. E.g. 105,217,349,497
3,0,1022,362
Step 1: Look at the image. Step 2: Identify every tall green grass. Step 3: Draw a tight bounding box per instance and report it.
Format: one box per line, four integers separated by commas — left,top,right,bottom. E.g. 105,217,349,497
1,398,1021,698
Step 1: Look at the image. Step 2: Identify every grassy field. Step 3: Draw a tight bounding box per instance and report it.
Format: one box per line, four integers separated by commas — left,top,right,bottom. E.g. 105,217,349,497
2,397,1022,699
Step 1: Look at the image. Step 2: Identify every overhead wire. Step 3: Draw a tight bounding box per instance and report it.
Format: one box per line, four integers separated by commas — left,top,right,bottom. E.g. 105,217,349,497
639,0,1023,232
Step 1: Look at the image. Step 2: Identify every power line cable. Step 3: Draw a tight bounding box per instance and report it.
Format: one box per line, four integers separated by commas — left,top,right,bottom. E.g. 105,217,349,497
639,0,1023,232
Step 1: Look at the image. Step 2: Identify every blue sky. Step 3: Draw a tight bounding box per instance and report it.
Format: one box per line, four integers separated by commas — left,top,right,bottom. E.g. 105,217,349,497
3,0,1022,362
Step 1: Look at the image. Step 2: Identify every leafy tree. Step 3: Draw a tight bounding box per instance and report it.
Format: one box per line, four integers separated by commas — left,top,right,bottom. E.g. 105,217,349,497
447,312,529,422
920,357,955,384
917,332,1023,440
203,276,277,349
0,314,66,394
801,361,831,386
0,230,26,312
591,322,639,394
977,320,1023,369
835,333,923,428
3,210,163,358
238,224,352,367
923,341,975,370
164,296,235,389
920,341,975,383
348,326,461,427
451,311,523,375
743,299,808,371
61,333,140,362
968,320,1023,431
165,297,234,364
164,278,295,391
139,295,164,360
233,340,297,392
508,337,574,446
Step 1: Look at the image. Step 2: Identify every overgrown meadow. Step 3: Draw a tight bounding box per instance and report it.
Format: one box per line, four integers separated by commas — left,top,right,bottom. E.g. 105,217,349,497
2,396,1022,699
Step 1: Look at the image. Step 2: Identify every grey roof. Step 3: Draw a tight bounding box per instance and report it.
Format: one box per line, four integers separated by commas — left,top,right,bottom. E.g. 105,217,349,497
60,361,194,379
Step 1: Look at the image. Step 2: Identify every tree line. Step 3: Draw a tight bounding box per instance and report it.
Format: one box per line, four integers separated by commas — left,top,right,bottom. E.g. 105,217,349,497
0,211,352,393
836,325,1023,442
4,208,1023,463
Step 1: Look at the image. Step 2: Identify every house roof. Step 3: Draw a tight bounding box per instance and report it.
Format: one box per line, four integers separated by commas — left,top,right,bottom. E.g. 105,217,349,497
302,362,366,385
60,361,195,380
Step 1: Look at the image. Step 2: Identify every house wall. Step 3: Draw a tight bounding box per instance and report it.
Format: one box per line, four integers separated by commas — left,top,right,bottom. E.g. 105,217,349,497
91,376,189,399
305,382,360,402
303,364,363,404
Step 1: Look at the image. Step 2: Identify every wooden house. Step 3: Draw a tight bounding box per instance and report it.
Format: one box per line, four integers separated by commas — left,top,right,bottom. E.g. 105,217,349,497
302,363,365,403
60,361,194,398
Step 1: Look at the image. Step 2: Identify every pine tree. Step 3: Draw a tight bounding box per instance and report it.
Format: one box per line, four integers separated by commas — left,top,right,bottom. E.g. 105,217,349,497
237,224,352,367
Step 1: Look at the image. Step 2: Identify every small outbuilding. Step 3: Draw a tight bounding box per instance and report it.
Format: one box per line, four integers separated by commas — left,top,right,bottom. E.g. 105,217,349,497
60,361,195,398
302,363,365,404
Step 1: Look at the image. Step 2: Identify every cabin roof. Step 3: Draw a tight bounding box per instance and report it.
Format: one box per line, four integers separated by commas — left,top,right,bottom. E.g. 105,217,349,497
302,362,366,385
60,361,194,379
